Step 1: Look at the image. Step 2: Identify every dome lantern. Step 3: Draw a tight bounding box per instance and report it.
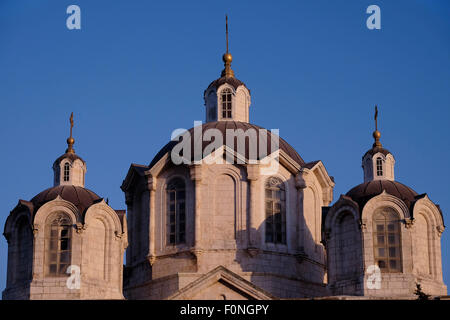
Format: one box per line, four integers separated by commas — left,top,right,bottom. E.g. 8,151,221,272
52,113,87,187
362,106,395,182
203,15,251,123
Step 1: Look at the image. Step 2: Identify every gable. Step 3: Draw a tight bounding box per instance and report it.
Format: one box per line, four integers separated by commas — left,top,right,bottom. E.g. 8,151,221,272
168,266,275,300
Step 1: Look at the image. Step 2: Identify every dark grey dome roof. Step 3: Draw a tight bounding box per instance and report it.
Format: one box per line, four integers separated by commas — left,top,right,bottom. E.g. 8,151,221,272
53,152,86,167
205,76,249,94
149,121,305,168
346,180,418,212
363,146,392,159
31,185,101,214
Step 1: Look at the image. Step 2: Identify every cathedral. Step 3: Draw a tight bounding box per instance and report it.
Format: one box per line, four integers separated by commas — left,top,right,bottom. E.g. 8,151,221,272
2,22,447,300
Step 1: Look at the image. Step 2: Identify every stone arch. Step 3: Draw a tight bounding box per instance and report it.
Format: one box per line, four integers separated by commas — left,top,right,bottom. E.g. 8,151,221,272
335,211,360,280
34,196,81,227
324,201,362,290
31,197,80,280
303,182,320,244
213,172,238,247
360,192,412,275
414,213,431,276
11,213,33,284
412,197,444,279
84,202,124,283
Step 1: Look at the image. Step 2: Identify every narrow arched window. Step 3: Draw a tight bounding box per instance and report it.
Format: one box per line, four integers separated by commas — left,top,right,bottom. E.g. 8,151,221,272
63,162,70,182
221,88,232,119
376,157,383,176
373,209,402,272
265,177,286,244
167,178,186,245
45,213,72,276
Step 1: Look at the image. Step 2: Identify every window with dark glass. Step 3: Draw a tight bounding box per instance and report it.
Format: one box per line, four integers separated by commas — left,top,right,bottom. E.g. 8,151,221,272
63,162,70,182
373,209,402,272
265,177,286,244
167,178,186,245
46,214,72,276
376,157,383,176
221,89,232,119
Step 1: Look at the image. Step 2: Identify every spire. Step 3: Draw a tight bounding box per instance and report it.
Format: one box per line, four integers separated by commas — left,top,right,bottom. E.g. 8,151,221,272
66,112,75,154
372,105,382,148
221,15,234,78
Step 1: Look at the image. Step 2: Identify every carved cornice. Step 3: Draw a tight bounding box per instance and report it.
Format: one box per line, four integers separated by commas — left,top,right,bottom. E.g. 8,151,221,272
144,170,156,191
246,164,259,181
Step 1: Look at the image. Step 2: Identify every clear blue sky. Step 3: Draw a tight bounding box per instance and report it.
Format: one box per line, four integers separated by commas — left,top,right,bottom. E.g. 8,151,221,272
0,0,449,294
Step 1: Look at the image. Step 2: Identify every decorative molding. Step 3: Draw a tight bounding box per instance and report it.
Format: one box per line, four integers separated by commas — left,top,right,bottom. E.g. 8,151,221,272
437,226,445,237
404,218,415,229
148,255,157,266
359,219,367,230
144,171,156,191
190,248,203,259
295,252,308,264
75,222,86,234
266,176,283,187
295,172,308,190
246,164,259,181
32,224,40,237
246,247,260,258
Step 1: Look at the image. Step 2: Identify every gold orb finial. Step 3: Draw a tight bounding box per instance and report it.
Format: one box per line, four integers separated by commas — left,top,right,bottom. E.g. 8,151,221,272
221,14,235,78
66,112,75,154
372,105,382,148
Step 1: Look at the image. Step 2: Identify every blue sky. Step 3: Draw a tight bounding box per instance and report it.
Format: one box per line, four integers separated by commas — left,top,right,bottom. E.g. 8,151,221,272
0,0,449,294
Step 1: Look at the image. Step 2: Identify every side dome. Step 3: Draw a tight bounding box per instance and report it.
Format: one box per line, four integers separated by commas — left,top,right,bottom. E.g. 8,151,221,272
346,180,418,212
31,185,101,215
149,121,305,168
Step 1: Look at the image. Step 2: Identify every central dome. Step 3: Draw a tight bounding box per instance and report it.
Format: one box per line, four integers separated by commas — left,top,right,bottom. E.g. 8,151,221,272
149,121,305,168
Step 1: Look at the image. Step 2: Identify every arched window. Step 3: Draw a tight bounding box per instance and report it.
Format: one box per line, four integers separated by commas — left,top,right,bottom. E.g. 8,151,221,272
221,88,232,119
265,177,286,244
373,209,402,272
167,178,186,245
45,213,72,276
376,157,383,176
63,162,70,182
